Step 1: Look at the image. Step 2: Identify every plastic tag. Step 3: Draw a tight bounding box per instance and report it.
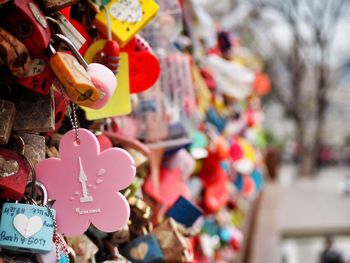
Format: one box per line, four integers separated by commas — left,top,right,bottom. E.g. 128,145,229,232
36,128,135,236
83,47,131,119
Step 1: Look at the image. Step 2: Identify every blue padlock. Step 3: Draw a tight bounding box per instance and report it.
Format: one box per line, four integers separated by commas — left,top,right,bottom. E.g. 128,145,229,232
119,233,164,263
0,181,55,253
166,195,203,228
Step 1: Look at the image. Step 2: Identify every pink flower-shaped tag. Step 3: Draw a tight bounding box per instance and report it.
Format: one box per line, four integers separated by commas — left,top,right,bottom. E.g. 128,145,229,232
36,128,135,237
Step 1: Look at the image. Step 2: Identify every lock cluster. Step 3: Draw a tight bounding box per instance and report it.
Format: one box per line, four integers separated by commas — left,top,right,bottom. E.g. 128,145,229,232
0,0,270,262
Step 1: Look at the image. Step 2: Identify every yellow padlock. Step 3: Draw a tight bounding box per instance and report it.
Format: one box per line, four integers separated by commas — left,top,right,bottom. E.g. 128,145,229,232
93,0,159,47
49,34,101,107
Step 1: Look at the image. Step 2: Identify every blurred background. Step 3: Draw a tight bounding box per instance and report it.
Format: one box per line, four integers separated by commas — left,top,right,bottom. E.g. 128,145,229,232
194,0,350,262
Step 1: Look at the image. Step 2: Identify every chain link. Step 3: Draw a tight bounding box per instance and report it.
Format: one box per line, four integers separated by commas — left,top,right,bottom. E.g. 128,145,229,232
46,206,70,263
56,82,80,144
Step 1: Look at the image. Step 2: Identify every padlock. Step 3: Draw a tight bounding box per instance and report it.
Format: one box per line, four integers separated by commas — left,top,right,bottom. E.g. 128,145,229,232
49,34,116,109
152,218,188,262
14,55,55,95
165,196,203,228
0,137,30,201
0,181,56,253
2,0,51,56
0,27,31,78
12,86,55,133
119,229,164,263
21,133,46,167
0,100,16,145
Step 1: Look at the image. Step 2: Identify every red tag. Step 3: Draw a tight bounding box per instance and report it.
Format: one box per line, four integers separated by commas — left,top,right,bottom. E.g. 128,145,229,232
143,168,190,209
15,56,55,95
199,151,223,187
96,134,113,152
204,176,230,213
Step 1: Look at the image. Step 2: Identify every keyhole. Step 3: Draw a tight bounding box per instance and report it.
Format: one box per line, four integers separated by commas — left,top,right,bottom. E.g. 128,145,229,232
78,90,93,101
17,22,33,38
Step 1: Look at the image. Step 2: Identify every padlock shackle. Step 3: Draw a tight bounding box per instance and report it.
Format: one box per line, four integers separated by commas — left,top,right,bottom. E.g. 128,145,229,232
52,34,88,69
26,157,49,206
26,181,49,206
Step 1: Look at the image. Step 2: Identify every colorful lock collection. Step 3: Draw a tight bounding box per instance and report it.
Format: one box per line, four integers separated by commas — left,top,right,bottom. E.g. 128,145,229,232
0,0,271,262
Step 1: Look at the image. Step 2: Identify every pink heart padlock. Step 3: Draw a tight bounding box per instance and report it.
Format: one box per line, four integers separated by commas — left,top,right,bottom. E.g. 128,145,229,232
87,63,117,109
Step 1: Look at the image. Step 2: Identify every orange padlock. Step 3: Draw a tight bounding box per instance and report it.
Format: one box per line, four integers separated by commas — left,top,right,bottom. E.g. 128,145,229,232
49,34,101,107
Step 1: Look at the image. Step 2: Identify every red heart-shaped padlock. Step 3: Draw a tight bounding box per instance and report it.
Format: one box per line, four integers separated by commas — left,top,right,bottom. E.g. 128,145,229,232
121,36,160,94
0,148,30,200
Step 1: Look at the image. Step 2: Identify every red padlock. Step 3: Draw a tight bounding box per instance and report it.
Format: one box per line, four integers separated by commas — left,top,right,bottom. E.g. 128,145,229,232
15,55,55,95
204,175,230,213
0,144,30,201
2,0,51,56
121,35,160,93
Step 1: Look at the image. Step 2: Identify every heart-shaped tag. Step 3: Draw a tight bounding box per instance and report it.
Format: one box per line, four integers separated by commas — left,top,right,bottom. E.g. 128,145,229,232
130,242,148,260
13,214,43,238
121,37,160,94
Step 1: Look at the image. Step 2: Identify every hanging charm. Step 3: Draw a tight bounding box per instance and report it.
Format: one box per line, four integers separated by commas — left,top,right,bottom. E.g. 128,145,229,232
36,128,135,236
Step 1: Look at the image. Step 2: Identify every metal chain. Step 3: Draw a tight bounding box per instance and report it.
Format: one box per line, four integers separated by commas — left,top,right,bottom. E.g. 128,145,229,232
57,82,80,143
46,206,70,263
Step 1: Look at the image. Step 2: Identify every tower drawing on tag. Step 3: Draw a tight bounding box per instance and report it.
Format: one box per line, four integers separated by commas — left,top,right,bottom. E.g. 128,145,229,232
78,157,93,203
